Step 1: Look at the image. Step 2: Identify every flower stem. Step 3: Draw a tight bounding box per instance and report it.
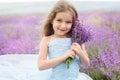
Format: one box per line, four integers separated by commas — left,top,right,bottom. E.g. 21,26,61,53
66,57,74,69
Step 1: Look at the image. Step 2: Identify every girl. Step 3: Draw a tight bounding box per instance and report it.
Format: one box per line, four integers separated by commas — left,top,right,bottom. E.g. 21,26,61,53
38,0,93,80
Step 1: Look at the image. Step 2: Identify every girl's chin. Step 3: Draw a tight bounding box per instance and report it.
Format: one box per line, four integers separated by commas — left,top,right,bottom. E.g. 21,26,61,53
57,32,66,35
55,34,67,37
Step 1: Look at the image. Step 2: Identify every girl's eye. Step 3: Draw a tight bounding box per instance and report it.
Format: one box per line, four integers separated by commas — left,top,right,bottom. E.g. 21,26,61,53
66,21,72,24
56,19,62,22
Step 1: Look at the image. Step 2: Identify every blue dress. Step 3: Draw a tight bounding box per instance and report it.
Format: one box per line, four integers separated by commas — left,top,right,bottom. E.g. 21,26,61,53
47,38,93,80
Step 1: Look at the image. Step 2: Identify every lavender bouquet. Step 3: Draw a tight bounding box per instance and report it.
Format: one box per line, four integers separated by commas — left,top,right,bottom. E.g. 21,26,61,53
66,18,92,69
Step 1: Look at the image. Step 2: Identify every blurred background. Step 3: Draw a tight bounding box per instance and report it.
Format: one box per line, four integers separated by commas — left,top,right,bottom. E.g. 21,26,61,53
0,0,120,79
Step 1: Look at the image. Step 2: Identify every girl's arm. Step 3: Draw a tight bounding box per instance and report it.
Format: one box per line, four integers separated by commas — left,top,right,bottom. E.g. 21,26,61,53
80,44,90,67
71,43,90,67
38,37,75,70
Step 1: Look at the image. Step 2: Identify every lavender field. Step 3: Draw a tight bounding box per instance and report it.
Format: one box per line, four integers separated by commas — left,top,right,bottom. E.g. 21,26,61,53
0,10,120,79
78,11,120,80
0,13,45,55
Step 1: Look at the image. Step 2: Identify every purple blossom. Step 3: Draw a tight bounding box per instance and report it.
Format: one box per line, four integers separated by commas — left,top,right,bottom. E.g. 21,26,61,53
90,57,100,68
98,48,120,68
98,48,120,78
71,18,92,45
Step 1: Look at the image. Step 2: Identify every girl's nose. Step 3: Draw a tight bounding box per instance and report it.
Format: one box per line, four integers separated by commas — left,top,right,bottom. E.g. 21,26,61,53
61,23,66,28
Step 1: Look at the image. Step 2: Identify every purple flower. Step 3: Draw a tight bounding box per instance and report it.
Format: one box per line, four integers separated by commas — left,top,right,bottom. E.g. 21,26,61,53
71,18,92,45
99,48,120,68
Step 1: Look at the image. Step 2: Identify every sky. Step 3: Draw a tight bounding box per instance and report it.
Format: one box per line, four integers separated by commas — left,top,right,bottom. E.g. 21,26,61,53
0,0,120,15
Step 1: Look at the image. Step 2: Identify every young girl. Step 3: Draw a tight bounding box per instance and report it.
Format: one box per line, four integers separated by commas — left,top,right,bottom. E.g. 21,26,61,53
38,0,93,80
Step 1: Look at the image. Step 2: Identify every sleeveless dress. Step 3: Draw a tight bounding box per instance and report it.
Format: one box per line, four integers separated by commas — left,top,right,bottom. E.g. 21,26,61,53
47,38,93,80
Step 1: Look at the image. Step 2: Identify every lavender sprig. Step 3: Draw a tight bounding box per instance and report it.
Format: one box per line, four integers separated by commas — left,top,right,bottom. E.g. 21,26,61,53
72,18,92,45
66,18,92,69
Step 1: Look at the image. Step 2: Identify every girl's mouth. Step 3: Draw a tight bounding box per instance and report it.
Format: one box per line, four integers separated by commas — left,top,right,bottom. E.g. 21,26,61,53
58,28,66,32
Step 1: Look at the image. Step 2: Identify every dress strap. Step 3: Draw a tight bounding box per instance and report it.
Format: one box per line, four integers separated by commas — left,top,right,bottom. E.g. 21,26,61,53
47,36,55,46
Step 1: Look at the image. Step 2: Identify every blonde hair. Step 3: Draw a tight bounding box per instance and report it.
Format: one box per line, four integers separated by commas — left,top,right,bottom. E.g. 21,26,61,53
40,0,78,38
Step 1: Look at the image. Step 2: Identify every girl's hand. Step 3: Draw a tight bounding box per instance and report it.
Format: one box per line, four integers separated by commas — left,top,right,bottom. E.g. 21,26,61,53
71,43,90,67
71,42,83,56
61,49,76,61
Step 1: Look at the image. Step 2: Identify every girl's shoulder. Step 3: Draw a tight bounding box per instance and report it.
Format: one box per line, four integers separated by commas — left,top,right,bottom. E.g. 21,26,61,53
41,36,50,41
40,36,53,46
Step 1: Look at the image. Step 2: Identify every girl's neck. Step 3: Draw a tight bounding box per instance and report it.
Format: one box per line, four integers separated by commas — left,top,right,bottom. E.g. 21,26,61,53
51,34,69,38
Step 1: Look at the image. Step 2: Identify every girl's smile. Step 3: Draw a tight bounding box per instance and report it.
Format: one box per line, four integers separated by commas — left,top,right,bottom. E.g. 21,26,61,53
58,28,66,32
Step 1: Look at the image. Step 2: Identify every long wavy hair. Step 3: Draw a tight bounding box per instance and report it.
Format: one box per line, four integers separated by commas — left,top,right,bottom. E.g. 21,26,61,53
40,0,78,38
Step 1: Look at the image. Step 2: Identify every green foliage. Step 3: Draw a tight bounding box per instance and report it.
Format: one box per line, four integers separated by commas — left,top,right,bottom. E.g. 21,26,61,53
66,57,74,69
89,69,109,80
87,45,99,57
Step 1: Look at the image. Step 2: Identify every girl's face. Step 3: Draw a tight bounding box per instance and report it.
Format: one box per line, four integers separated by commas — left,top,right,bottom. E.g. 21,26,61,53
52,11,73,38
